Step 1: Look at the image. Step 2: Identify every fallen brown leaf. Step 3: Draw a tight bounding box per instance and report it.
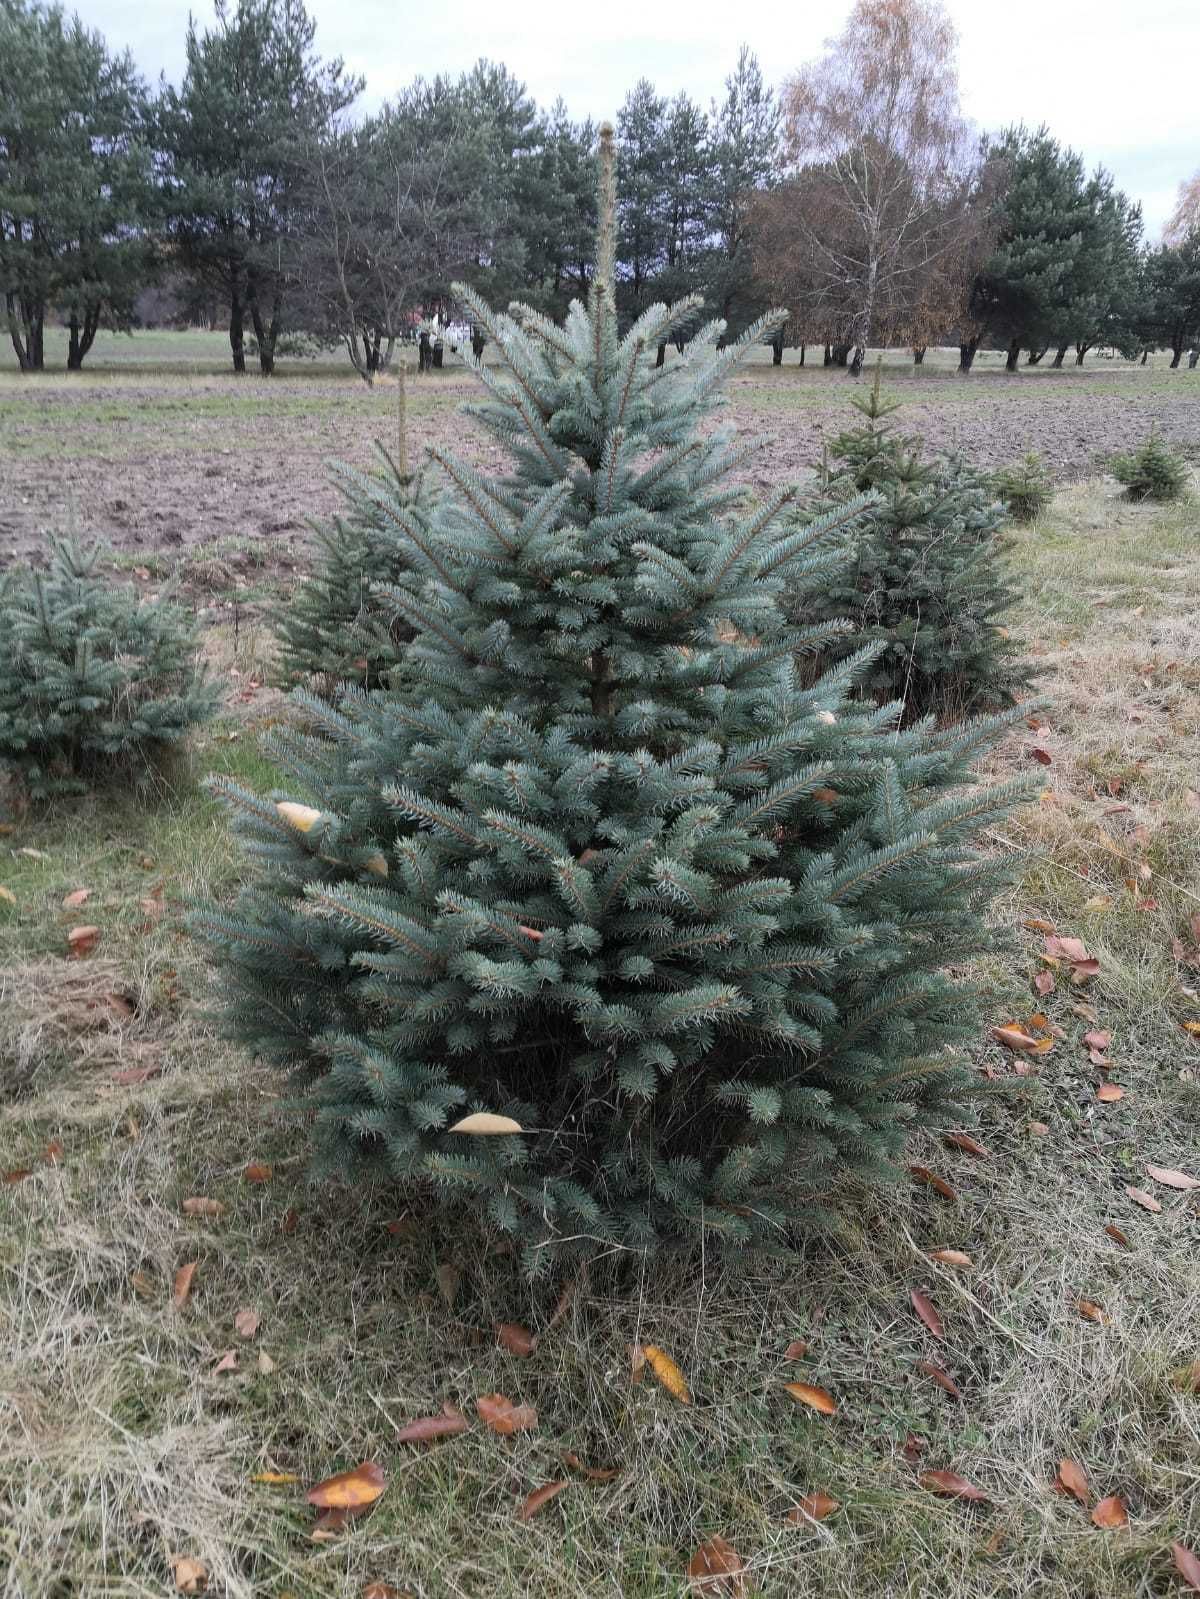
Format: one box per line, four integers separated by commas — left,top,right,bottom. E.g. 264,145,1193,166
1104,1223,1131,1247
3,1167,33,1184
686,1534,746,1596
920,1470,987,1502
917,1360,961,1399
67,924,100,958
362,1585,411,1599
112,1061,161,1086
517,1480,568,1521
1125,1187,1162,1213
784,1381,837,1416
943,1131,988,1158
1076,1299,1109,1325
787,1491,839,1524
1033,970,1055,997
243,1161,272,1183
1091,1494,1128,1529
561,1451,622,1481
307,1461,386,1511
911,1289,945,1339
928,1248,972,1269
172,1261,197,1309
213,1349,238,1375
1055,1458,1089,1505
234,1308,260,1339
497,1322,537,1357
1097,1083,1125,1102
910,1165,958,1201
784,1339,808,1360
1173,1542,1200,1591
1082,1030,1112,1051
435,1261,461,1307
1146,1163,1200,1190
310,1508,348,1541
476,1393,538,1435
256,1349,276,1375
182,1197,224,1218
251,1470,300,1484
61,888,91,909
395,1406,469,1444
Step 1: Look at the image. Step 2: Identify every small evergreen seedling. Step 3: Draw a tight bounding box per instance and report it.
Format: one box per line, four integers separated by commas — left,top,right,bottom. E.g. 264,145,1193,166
806,368,1031,721
1111,434,1189,502
0,536,216,797
991,452,1053,523
274,372,437,692
198,129,1029,1272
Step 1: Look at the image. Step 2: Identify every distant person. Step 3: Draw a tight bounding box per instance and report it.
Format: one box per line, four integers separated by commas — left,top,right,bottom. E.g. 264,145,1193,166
418,329,432,373
471,326,486,361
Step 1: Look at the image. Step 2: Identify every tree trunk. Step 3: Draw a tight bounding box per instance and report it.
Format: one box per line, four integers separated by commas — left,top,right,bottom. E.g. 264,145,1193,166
1051,342,1069,368
249,287,280,376
1005,338,1021,373
1170,340,1183,368
229,277,246,374
912,345,926,365
831,343,851,367
1140,349,1148,365
7,292,34,371
823,342,832,367
958,337,979,373
66,303,101,371
770,331,784,366
1075,343,1090,365
1026,346,1048,365
1189,349,1199,369
849,345,865,376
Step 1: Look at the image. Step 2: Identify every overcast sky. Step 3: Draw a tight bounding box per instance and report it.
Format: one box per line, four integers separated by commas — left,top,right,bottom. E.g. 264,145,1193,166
83,0,1197,235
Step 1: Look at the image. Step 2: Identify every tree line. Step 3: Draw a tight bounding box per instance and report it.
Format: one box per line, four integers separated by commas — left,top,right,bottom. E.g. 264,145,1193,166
3,0,1199,378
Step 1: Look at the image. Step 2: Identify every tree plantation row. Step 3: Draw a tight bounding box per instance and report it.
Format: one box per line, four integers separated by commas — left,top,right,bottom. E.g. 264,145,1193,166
4,0,1200,381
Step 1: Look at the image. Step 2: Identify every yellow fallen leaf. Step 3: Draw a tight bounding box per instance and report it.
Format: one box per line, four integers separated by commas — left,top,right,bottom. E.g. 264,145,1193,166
172,1555,208,1594
446,1112,523,1135
928,1249,973,1269
0,885,16,906
307,1460,386,1510
784,1381,837,1416
642,1344,692,1404
252,1470,301,1485
276,801,322,833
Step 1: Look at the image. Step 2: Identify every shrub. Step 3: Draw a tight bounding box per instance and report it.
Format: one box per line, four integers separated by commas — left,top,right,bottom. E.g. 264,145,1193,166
272,448,435,693
991,452,1053,523
803,372,1032,721
1111,434,1189,502
196,129,1027,1272
0,536,216,797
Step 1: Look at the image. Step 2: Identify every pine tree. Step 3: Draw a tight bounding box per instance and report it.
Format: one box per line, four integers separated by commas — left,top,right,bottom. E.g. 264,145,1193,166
991,452,1053,523
197,127,1028,1273
273,374,437,692
805,370,1031,721
0,536,216,797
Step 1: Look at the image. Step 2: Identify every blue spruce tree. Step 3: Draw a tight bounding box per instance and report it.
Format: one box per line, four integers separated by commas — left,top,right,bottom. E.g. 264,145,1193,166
196,127,1027,1272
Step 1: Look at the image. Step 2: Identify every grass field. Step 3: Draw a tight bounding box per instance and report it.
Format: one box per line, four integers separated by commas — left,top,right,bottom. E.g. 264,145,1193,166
2,337,1200,1598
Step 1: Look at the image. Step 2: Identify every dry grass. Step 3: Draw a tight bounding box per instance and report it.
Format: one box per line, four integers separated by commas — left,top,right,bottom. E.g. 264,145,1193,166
2,480,1199,1598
